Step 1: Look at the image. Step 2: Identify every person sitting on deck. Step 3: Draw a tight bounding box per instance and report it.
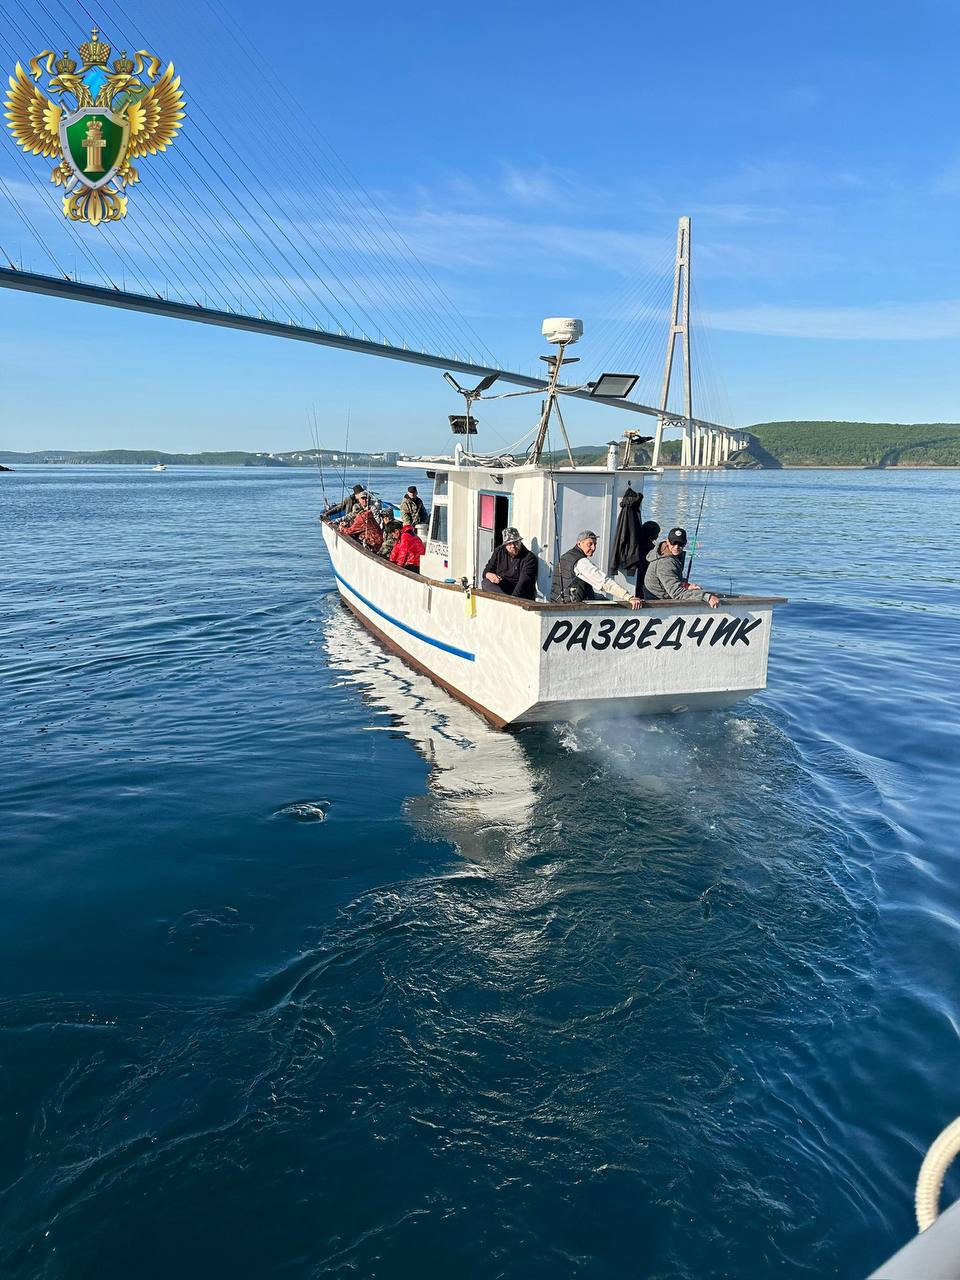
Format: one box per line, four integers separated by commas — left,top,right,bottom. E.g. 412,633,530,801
550,531,643,609
378,516,402,558
339,483,365,520
400,485,427,528
339,492,383,551
390,524,426,573
642,526,720,608
481,527,537,600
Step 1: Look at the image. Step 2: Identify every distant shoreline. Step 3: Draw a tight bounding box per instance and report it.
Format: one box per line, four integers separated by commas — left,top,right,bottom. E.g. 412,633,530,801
664,463,960,471
4,460,959,472
5,421,959,470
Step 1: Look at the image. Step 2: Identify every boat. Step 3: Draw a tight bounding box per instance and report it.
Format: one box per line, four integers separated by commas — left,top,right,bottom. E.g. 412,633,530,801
319,318,786,729
152,463,167,471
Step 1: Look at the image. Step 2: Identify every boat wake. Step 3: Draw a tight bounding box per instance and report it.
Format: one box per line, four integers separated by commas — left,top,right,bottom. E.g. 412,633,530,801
321,601,540,863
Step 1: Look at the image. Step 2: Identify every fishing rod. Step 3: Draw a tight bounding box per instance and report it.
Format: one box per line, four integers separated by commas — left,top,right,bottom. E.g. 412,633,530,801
339,409,351,503
684,466,711,582
308,406,330,510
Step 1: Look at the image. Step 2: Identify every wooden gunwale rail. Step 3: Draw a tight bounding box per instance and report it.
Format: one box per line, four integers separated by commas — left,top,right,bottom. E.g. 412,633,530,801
321,520,788,609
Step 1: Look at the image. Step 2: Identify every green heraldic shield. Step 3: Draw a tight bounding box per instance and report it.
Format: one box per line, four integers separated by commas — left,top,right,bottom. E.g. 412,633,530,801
4,27,184,224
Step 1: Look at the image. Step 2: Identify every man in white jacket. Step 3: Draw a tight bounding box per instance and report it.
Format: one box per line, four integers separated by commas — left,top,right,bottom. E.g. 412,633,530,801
550,531,643,609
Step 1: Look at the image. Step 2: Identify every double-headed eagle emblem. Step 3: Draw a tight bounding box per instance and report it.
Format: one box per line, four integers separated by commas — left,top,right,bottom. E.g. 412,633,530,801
4,28,185,225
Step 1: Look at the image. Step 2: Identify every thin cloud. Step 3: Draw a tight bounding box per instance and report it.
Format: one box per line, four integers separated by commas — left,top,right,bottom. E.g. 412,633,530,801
708,300,960,340
933,156,960,194
391,207,668,275
706,159,868,199
687,201,787,226
776,84,825,111
499,162,577,207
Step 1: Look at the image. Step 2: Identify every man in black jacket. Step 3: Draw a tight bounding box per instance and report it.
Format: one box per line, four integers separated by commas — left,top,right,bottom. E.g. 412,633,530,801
481,527,538,600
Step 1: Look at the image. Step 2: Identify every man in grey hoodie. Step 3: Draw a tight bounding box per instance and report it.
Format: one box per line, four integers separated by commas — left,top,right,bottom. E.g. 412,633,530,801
643,526,720,608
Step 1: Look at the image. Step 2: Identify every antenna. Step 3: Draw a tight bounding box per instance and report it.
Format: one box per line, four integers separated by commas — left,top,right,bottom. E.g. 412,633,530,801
442,371,499,439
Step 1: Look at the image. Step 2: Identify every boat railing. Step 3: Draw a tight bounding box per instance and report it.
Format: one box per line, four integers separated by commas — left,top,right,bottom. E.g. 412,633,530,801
322,519,787,610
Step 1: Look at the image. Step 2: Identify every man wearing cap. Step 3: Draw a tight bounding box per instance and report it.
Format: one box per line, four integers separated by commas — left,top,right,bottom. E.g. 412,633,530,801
340,483,366,520
481,527,538,600
550,532,643,609
643,527,720,608
400,485,428,529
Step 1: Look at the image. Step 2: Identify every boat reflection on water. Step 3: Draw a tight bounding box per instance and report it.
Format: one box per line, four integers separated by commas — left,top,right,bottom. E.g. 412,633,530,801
321,605,541,863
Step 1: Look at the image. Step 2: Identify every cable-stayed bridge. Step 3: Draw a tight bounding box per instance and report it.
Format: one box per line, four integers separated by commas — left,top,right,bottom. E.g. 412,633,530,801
0,1,748,465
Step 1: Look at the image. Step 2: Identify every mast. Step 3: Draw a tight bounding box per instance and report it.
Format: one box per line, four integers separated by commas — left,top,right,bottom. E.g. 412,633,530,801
529,318,582,467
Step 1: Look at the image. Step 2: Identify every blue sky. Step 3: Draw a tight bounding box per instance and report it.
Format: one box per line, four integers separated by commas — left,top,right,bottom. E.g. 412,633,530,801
2,0,960,453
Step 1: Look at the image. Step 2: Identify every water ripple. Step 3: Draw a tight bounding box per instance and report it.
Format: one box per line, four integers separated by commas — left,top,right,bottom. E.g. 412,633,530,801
0,466,957,1278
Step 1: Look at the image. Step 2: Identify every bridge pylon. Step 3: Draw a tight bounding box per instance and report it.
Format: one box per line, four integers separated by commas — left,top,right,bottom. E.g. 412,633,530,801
651,216,692,468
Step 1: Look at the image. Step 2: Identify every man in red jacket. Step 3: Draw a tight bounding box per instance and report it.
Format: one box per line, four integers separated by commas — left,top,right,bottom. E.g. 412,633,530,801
390,524,426,573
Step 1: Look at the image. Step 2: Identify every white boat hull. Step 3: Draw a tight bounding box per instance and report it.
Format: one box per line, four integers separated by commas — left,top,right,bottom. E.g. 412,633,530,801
321,525,781,729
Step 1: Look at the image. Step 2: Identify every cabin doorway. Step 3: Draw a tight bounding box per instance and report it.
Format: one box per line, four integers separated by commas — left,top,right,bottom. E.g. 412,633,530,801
476,491,511,582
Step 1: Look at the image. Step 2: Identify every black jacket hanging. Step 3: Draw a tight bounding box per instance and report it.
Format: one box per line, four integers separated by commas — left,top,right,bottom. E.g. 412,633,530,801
608,485,644,575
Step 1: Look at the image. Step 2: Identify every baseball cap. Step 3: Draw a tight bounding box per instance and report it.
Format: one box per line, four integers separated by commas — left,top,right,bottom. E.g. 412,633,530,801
502,527,522,545
667,526,688,546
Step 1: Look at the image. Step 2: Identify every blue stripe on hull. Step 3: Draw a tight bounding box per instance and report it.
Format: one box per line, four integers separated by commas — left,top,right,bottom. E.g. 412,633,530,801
332,567,476,662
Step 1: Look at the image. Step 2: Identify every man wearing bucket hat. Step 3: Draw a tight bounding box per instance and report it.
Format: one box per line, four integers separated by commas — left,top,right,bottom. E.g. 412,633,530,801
643,526,720,608
481,527,538,600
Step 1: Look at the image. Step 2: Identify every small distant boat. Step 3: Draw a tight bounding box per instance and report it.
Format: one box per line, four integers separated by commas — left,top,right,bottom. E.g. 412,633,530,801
152,463,167,472
319,317,786,729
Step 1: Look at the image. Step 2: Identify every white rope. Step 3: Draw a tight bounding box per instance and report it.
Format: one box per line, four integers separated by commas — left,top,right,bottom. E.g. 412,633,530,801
916,1116,960,1231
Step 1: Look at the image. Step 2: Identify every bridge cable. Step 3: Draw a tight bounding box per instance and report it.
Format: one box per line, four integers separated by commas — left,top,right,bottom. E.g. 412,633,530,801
39,0,373,340
48,0,363,335
588,242,676,368
3,4,235,306
197,0,498,365
17,0,338,326
0,173,63,275
193,0,486,362
85,0,494,361
0,11,161,294
97,0,466,349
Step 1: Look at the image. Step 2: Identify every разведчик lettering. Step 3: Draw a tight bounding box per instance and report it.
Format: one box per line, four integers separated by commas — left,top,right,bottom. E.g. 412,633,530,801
541,614,763,653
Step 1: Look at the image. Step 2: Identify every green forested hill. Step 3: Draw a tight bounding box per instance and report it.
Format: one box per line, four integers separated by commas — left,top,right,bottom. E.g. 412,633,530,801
746,421,960,466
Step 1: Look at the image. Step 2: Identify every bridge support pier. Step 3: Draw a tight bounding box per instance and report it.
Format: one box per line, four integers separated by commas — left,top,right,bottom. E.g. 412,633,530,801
680,420,692,467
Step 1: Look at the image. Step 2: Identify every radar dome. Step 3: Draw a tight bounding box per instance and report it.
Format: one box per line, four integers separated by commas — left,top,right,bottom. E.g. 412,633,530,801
541,317,583,345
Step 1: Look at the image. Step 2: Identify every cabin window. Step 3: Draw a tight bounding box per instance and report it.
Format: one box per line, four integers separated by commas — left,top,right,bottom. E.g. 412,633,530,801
433,473,448,498
478,493,496,529
431,505,449,543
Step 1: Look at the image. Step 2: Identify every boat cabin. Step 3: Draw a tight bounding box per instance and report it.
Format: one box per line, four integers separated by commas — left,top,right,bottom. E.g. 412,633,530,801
400,451,653,600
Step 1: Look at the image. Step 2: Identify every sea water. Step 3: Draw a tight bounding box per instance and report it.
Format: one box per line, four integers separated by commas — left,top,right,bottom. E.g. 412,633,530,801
1,465,958,1279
